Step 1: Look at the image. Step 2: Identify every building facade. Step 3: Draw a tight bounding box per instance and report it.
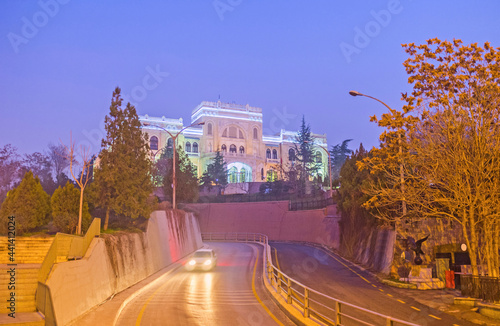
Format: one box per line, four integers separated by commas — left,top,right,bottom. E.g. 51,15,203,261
140,101,328,185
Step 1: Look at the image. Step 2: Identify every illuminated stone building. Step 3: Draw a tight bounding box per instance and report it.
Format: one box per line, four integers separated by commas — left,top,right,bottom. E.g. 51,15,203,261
139,101,328,187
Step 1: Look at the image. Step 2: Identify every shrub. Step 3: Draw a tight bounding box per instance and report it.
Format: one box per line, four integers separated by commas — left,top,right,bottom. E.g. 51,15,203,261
0,171,51,235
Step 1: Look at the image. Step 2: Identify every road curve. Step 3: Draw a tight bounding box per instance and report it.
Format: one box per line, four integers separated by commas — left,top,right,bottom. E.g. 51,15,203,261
271,242,476,326
116,242,294,326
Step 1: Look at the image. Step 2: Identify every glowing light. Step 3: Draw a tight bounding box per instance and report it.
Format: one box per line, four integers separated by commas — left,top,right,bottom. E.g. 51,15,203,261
204,259,212,265
189,260,196,265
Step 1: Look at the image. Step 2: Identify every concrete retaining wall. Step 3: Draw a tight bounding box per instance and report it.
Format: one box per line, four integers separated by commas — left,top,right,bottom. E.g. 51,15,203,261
185,201,395,273
46,210,202,326
184,201,340,249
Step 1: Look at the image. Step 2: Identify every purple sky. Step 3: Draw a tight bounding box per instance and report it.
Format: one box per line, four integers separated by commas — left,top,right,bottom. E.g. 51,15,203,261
1,1,500,156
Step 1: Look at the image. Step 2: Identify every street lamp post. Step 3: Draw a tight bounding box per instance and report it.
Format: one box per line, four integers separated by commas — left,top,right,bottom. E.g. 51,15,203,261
349,90,406,216
153,122,205,209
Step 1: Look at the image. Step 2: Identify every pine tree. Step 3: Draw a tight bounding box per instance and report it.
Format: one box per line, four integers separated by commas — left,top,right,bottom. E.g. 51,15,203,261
200,149,228,195
330,139,354,182
0,171,51,234
162,146,199,203
294,116,319,194
93,87,154,230
51,181,91,234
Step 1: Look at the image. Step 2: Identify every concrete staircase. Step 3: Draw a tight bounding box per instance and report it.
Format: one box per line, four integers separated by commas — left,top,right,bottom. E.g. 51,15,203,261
0,237,53,264
0,237,53,325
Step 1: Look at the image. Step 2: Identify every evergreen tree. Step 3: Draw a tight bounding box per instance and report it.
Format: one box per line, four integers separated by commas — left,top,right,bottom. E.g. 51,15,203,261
200,149,228,195
337,144,378,258
294,116,320,194
93,87,154,230
162,146,199,203
330,139,354,182
0,171,51,235
51,181,91,234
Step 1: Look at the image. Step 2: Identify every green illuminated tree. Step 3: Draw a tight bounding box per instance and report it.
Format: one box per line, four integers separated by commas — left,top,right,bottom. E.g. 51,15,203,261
162,146,199,203
0,171,51,235
294,116,320,194
200,149,227,195
93,87,155,230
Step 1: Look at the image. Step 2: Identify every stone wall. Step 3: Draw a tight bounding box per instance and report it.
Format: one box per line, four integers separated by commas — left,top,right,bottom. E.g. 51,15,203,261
46,210,202,326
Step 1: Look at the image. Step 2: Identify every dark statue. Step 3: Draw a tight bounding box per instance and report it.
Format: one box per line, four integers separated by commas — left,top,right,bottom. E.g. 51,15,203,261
406,235,429,265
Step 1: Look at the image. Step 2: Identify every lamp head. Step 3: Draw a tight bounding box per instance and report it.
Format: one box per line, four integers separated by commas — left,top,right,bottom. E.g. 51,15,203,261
198,122,206,126
349,90,362,97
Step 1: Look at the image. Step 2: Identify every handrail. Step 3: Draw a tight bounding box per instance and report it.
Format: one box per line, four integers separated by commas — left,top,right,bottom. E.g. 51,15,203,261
202,232,420,326
36,282,57,326
38,218,101,283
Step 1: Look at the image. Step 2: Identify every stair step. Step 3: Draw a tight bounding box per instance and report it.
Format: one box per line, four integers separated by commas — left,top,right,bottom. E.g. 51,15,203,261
0,312,44,326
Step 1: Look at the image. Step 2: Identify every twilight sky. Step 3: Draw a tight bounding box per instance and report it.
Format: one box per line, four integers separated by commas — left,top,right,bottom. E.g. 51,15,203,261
1,0,500,156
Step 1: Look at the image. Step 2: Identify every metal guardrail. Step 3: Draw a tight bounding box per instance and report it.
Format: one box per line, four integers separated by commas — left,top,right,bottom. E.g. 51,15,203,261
202,232,419,326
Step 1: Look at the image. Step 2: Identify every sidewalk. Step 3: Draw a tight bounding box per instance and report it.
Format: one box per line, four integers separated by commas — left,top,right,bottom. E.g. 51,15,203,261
67,258,188,326
387,286,500,326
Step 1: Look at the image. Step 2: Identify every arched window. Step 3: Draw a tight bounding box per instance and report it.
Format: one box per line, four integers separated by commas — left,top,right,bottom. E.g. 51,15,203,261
228,166,237,183
167,138,173,149
209,143,212,152
261,168,264,180
272,149,277,159
266,170,277,182
221,144,227,152
150,136,158,151
229,144,237,153
193,142,198,153
239,130,244,139
207,123,212,135
288,148,295,161
266,149,271,159
229,127,237,138
239,146,245,154
253,128,258,140
316,151,322,163
185,141,191,152
239,168,246,183
222,128,228,137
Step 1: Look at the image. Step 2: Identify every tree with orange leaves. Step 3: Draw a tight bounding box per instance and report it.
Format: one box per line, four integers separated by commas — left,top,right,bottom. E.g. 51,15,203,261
360,39,500,277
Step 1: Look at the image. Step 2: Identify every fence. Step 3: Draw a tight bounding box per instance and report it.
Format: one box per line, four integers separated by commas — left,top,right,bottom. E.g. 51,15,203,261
202,232,419,326
197,193,293,204
289,197,334,211
196,193,335,211
460,274,500,302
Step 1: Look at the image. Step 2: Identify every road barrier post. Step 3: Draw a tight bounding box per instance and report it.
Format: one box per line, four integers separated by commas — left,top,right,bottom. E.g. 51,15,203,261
304,288,310,318
335,301,341,325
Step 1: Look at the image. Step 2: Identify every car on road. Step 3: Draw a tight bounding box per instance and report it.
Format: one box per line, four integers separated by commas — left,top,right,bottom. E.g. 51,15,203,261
185,248,217,271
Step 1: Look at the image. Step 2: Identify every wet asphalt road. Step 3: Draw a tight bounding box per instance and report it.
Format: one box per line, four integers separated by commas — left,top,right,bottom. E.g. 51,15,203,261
116,242,294,326
271,242,476,326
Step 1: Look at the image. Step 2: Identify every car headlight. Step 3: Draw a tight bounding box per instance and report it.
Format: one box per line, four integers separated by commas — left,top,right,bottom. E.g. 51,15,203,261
204,259,212,265
189,260,196,265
